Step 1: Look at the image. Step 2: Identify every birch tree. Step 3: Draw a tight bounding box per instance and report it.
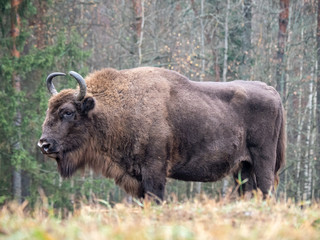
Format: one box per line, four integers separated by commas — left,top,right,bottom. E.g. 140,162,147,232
316,0,320,200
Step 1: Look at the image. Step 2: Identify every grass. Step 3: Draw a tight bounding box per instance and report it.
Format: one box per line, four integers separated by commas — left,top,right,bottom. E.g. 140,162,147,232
0,195,320,240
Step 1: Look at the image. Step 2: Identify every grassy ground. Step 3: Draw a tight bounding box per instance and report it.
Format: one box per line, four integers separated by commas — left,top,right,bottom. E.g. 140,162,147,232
0,196,319,240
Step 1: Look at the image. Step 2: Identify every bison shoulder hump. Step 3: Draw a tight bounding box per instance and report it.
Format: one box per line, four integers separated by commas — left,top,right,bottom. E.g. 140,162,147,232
231,87,248,105
86,68,121,93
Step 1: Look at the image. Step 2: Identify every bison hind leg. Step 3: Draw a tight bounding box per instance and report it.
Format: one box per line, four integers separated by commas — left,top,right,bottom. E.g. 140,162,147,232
248,145,277,198
233,161,257,197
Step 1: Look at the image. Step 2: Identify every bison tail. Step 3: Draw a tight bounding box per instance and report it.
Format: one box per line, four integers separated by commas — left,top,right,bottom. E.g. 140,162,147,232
274,106,286,187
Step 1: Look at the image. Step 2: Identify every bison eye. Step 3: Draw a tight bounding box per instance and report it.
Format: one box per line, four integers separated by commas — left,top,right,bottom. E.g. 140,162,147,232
62,110,75,120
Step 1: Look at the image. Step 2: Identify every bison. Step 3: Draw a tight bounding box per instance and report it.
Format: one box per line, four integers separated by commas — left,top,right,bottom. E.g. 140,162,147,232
38,67,285,201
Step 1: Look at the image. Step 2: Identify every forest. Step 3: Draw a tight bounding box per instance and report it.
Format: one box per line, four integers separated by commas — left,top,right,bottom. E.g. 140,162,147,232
0,0,320,211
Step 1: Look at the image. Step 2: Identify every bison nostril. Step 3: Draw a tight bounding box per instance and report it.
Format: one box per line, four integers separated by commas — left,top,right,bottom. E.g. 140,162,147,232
42,143,51,152
38,139,52,153
38,138,58,157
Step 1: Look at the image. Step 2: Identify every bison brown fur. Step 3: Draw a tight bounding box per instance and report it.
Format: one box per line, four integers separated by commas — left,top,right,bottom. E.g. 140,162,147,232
38,67,286,200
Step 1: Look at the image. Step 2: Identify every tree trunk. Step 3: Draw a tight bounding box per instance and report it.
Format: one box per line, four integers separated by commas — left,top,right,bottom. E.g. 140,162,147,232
133,0,144,65
35,0,46,49
11,0,22,203
276,0,290,100
89,169,93,204
295,44,304,201
222,0,230,82
200,0,205,81
316,0,320,200
241,0,252,80
221,178,229,197
195,182,202,195
304,79,314,201
311,81,317,201
138,0,144,65
189,182,194,198
208,24,220,82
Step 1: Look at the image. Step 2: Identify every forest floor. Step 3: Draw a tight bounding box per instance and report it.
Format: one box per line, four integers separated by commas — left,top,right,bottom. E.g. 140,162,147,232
0,195,319,240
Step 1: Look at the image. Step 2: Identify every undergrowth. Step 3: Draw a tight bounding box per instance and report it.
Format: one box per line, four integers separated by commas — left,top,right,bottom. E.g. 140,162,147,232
0,195,319,240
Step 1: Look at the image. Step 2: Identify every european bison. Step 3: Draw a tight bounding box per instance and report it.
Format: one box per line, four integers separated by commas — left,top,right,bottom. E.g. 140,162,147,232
38,67,285,200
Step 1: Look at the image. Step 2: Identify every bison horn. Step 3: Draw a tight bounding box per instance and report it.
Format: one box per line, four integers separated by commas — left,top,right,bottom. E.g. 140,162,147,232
69,71,87,101
46,72,66,96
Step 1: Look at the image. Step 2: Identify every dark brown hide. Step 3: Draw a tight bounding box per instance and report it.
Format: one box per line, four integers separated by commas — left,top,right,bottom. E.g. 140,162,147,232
39,67,286,200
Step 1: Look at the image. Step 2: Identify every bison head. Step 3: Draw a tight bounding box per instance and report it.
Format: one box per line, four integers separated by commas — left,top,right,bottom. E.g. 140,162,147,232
38,71,96,178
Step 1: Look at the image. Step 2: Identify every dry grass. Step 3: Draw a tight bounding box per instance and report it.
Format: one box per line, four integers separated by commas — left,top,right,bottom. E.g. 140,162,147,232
0,196,319,240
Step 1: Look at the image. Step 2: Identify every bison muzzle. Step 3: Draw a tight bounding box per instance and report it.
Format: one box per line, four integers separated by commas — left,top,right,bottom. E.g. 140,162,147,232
38,67,286,201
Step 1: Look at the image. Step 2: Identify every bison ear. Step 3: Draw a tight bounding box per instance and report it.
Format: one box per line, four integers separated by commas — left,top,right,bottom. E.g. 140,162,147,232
81,97,95,115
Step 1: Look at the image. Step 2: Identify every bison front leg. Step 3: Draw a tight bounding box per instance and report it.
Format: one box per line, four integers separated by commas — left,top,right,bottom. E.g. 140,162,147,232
139,162,167,203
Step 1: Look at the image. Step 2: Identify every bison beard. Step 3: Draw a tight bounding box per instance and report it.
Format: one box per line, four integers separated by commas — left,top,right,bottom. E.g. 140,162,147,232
57,151,85,178
55,134,91,178
56,156,75,178
39,67,286,201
